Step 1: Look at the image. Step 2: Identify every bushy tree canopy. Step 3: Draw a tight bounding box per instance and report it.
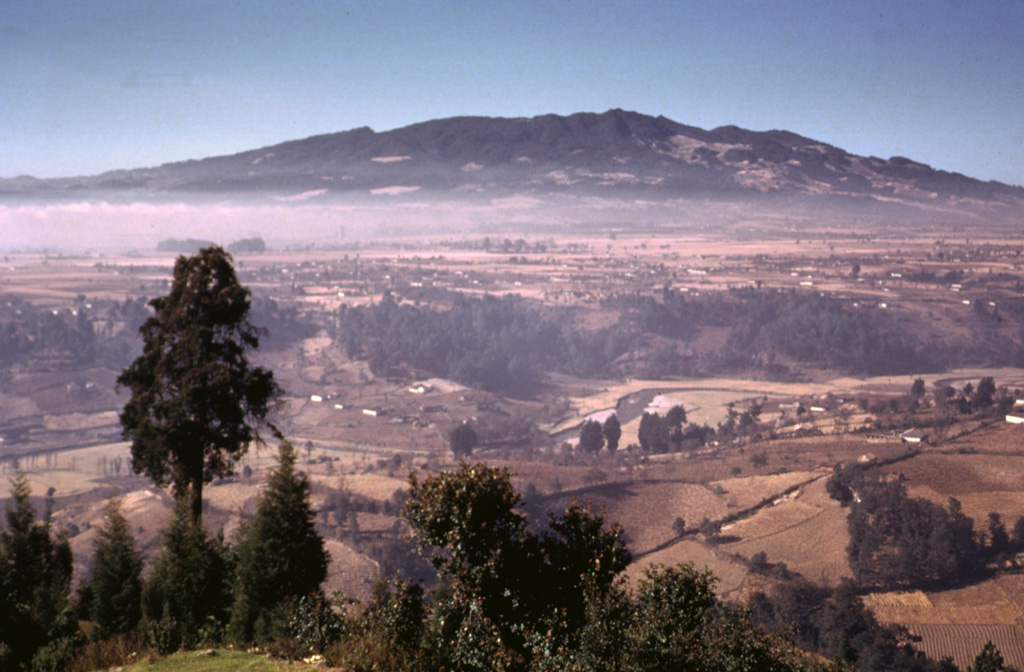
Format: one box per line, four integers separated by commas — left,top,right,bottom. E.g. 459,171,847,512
117,246,280,522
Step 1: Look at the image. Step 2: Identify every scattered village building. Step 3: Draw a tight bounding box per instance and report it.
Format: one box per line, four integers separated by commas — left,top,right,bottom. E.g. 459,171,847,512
900,428,926,443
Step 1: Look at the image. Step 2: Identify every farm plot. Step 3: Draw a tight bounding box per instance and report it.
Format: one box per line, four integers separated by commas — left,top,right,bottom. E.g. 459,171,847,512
896,453,1024,523
904,624,1024,672
721,478,852,585
579,481,728,555
868,574,1024,670
710,470,821,511
627,538,749,600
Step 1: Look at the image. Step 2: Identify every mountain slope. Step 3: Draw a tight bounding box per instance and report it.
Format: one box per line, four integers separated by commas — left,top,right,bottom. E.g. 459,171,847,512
4,110,1023,220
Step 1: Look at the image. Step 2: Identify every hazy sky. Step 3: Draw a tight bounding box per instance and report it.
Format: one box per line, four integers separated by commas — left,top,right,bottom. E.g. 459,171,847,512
3,0,1023,185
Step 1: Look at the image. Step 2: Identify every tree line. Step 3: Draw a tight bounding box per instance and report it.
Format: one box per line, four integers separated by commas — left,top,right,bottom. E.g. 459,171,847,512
828,464,1024,591
331,286,951,397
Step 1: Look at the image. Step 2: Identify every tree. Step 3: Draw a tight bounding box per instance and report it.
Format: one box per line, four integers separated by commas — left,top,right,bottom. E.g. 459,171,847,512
403,463,629,663
910,378,926,399
117,246,280,522
625,563,717,672
666,404,687,431
969,641,1005,672
449,421,478,459
638,412,670,453
0,475,75,670
229,442,329,643
87,499,143,637
578,419,605,453
603,414,622,453
141,504,231,650
974,376,997,410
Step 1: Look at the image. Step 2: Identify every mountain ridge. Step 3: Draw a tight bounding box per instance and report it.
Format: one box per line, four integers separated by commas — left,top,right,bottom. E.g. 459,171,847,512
4,109,1023,221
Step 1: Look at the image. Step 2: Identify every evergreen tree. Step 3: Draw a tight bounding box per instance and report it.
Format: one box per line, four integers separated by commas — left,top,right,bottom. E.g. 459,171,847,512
638,412,670,453
87,499,143,637
117,246,280,523
603,414,622,453
141,503,231,650
449,421,478,459
0,475,75,670
229,442,329,643
578,419,605,453
969,641,1005,672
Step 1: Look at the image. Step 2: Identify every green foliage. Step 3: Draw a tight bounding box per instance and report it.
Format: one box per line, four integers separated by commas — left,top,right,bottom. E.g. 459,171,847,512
87,498,143,636
846,476,981,589
0,474,76,671
750,576,949,672
627,562,716,669
332,291,637,396
362,575,427,650
450,422,479,459
721,288,929,375
291,593,348,655
602,414,622,452
403,463,631,664
229,442,328,643
968,641,1005,672
578,419,605,453
637,412,670,453
117,246,280,521
141,504,231,651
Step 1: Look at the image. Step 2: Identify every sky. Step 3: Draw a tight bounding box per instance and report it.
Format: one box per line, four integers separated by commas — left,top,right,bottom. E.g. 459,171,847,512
3,0,1024,186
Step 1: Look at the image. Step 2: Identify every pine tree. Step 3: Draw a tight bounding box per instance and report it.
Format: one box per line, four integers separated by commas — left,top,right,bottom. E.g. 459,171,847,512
141,503,231,650
229,442,329,643
0,475,75,669
87,499,143,636
603,414,622,453
578,419,605,453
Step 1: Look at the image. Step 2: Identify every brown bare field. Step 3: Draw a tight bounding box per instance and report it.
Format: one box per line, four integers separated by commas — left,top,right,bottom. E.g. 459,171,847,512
627,538,750,599
581,481,727,555
721,478,853,585
710,471,820,510
895,453,1024,524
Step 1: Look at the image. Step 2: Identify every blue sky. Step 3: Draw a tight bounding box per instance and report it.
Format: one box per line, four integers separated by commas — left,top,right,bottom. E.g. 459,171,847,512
3,0,1023,185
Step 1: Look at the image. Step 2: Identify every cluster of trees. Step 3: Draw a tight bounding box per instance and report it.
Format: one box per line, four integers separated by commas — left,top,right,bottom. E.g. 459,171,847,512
394,462,813,671
750,575,958,672
828,465,1024,591
0,477,76,671
577,414,621,453
332,286,949,398
4,456,1016,672
0,297,103,366
720,288,928,376
331,291,638,396
0,441,327,671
